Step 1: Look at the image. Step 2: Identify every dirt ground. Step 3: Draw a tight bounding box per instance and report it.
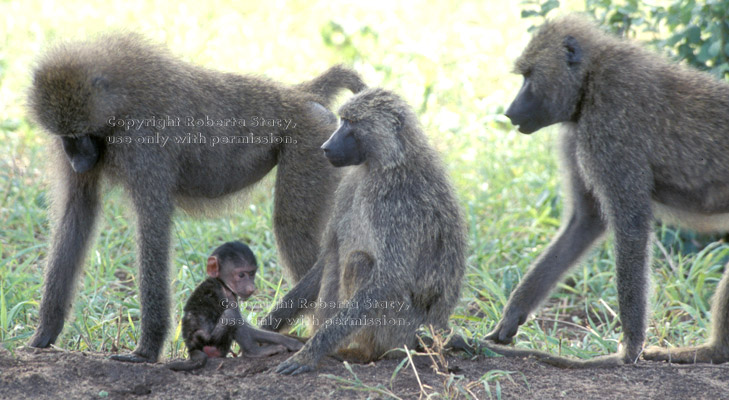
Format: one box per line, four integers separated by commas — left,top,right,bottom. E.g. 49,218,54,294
1,347,728,399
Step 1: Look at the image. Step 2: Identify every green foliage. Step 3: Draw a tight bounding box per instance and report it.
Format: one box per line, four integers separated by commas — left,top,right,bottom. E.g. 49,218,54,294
521,0,729,78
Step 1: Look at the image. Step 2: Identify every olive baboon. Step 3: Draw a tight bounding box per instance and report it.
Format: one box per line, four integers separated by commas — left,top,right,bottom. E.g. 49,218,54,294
262,88,467,375
487,14,729,367
167,241,302,372
27,33,365,363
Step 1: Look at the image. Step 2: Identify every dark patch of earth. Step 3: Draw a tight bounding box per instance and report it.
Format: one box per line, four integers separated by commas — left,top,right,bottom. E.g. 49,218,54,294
1,347,728,399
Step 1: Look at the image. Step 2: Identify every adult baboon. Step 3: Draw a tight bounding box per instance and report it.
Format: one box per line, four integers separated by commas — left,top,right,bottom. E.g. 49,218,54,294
168,241,302,372
262,88,467,375
27,33,365,363
487,14,729,367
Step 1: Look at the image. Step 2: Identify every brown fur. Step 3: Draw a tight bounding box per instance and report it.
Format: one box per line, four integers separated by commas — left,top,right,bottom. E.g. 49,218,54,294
27,33,364,362
263,88,467,375
488,14,729,367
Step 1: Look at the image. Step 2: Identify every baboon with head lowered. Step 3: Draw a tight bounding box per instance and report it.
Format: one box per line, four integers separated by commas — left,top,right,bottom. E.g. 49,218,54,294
487,15,729,367
261,88,467,375
167,241,302,372
27,33,365,363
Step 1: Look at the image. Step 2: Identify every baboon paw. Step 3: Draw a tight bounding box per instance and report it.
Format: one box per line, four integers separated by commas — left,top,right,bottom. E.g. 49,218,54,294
110,352,156,363
29,330,58,348
483,325,515,345
484,312,523,344
643,345,726,364
276,355,315,375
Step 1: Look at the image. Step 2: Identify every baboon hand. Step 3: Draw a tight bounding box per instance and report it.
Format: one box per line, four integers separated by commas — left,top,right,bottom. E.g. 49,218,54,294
484,309,525,344
276,352,316,375
29,326,60,348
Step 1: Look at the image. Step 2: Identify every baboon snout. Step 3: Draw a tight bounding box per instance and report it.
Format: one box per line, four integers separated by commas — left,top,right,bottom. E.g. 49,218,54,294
321,121,365,167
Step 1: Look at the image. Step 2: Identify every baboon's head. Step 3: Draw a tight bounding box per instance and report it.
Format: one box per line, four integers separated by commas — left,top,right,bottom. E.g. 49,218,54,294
323,88,410,169
29,35,144,137
506,15,598,134
30,59,106,137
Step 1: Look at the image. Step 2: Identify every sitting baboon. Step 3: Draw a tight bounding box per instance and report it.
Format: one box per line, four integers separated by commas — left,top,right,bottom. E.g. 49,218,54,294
261,88,467,375
27,32,365,363
168,241,302,372
487,14,729,367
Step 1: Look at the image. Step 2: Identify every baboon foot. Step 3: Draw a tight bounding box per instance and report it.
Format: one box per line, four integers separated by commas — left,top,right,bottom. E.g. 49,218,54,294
643,344,729,364
484,311,524,344
110,351,157,363
276,352,316,375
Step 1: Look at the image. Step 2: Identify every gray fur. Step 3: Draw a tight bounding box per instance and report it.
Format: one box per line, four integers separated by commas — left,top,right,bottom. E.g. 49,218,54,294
489,14,729,367
265,88,467,375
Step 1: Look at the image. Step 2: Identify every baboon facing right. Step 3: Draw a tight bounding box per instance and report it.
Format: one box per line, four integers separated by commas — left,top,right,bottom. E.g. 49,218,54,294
487,15,729,367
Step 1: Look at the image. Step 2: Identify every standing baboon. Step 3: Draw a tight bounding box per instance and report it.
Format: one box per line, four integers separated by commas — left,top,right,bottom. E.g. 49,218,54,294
262,88,467,375
168,241,302,372
27,33,365,363
487,14,729,367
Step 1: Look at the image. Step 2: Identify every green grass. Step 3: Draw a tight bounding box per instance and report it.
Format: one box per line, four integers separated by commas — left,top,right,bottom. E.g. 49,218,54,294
0,0,723,376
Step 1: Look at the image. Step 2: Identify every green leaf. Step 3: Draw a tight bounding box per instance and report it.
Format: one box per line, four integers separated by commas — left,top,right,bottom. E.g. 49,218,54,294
685,25,702,44
709,40,721,58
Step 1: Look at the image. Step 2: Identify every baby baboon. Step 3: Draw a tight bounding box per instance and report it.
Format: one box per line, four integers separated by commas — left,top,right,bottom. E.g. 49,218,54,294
488,14,729,367
27,33,365,363
263,88,467,375
167,241,302,372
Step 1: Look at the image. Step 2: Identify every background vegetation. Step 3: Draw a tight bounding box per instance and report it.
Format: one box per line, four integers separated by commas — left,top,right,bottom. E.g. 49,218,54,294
1,0,727,373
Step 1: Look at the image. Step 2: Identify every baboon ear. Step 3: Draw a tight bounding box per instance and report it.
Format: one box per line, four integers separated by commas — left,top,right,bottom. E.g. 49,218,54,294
207,256,220,278
563,36,582,67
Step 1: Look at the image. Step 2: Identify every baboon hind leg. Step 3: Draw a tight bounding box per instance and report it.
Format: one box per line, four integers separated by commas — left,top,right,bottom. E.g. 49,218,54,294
644,268,729,364
273,129,340,283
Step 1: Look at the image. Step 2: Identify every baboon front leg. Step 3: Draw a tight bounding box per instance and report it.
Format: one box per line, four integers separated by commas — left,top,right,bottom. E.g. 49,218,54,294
260,254,327,331
644,267,729,364
111,189,173,363
608,211,652,365
30,167,101,348
485,196,605,344
486,135,606,344
235,323,288,357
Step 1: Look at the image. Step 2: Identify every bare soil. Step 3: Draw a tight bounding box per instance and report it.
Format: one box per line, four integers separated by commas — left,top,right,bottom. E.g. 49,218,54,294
1,347,728,399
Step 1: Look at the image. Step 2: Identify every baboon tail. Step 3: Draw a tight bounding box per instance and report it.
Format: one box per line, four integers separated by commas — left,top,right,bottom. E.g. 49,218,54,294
167,351,208,371
296,65,366,108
